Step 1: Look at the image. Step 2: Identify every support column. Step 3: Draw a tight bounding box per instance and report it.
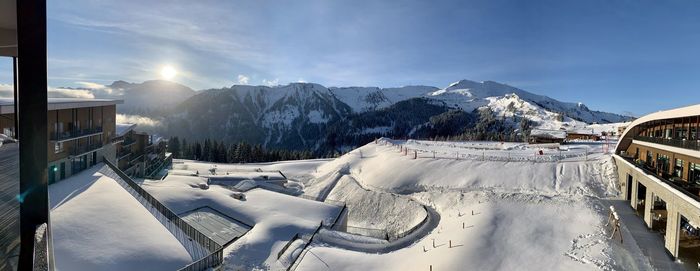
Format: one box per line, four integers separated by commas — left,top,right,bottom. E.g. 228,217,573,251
644,190,653,228
16,0,50,269
630,178,638,209
665,207,680,258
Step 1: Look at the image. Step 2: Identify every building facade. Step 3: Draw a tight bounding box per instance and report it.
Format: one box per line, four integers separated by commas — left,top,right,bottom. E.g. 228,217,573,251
1,98,122,183
614,104,700,262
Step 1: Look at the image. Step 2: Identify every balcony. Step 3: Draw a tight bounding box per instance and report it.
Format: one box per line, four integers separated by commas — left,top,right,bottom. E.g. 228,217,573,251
634,135,700,152
116,150,131,161
51,127,103,142
70,143,102,156
121,137,136,147
621,156,700,203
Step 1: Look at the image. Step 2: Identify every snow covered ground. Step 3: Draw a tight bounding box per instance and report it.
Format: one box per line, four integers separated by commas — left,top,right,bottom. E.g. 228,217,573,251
291,140,652,271
139,163,342,270
49,166,193,271
50,136,663,270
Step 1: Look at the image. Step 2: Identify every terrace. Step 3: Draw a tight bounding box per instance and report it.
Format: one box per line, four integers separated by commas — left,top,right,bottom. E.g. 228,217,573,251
50,127,103,143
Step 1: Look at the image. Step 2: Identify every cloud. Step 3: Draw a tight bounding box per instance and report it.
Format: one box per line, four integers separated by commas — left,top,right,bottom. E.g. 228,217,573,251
75,81,107,89
0,84,12,91
237,74,249,85
48,87,96,99
297,78,307,83
116,114,161,128
262,78,280,86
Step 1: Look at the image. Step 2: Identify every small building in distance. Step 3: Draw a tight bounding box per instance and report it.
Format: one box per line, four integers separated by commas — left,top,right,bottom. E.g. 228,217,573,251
566,129,602,141
528,129,566,144
113,123,170,178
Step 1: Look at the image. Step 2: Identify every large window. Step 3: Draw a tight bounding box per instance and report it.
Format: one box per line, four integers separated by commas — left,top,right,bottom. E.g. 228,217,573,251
691,163,700,184
675,158,684,178
676,128,687,140
657,154,670,174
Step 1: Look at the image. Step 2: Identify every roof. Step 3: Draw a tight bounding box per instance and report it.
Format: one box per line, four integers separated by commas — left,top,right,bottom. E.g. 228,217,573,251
529,129,567,139
0,98,123,114
0,0,16,57
616,103,700,152
115,123,137,137
566,129,601,136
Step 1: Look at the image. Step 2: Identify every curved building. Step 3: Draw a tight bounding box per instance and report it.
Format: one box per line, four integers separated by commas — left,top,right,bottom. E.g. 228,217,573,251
614,104,700,262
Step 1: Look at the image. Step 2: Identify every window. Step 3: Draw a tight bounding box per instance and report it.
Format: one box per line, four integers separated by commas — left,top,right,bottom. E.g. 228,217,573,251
675,128,688,140
657,154,669,174
674,159,684,178
691,163,700,184
54,142,64,153
692,127,698,140
646,151,653,166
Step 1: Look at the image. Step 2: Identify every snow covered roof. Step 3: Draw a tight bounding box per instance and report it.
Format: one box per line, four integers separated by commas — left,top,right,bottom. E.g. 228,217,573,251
529,129,567,139
616,103,700,152
0,98,123,114
566,129,601,136
115,123,137,137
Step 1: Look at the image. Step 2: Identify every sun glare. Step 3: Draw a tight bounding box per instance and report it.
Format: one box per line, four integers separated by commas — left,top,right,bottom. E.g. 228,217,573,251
160,65,177,80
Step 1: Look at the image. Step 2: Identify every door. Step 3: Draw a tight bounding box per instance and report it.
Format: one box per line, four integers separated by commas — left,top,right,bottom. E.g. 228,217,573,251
92,151,97,166
60,162,65,180
626,174,633,201
48,166,56,184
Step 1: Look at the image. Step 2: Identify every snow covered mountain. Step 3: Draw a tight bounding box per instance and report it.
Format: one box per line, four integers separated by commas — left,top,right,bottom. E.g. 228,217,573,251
333,79,629,124
158,79,632,152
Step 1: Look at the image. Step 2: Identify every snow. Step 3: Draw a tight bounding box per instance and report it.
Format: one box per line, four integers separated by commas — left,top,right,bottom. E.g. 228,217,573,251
48,136,667,270
49,165,193,271
140,164,343,270
115,123,136,137
280,140,651,270
530,128,568,139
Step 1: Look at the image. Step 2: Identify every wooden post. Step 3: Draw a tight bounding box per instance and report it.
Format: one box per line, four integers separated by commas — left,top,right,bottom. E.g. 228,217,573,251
449,240,452,248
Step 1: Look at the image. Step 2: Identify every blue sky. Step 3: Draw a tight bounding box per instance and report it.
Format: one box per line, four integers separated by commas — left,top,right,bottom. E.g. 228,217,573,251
1,0,700,116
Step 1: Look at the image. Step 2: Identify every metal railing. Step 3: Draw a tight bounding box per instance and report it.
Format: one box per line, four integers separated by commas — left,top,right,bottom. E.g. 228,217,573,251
51,127,102,141
69,143,102,156
102,159,223,271
277,234,300,260
635,135,700,151
121,137,136,147
287,222,323,271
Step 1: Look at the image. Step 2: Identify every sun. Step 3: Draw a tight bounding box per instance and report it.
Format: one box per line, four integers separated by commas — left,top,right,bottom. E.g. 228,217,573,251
160,65,177,80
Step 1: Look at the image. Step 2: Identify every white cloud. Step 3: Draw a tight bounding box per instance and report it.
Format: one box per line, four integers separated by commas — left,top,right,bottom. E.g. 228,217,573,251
75,81,107,89
297,78,307,83
262,78,280,86
0,84,12,91
116,114,161,128
237,74,249,85
49,87,96,99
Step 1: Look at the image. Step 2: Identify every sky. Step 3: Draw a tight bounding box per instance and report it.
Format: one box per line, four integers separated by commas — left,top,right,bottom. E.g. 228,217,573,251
1,0,700,116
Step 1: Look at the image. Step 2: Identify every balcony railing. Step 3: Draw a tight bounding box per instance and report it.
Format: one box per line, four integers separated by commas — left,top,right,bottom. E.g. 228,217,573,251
634,135,700,151
121,137,136,147
51,127,103,142
116,150,131,161
70,143,102,156
621,156,700,203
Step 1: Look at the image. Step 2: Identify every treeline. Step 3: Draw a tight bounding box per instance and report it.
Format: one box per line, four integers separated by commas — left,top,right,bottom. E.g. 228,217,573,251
166,137,319,163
